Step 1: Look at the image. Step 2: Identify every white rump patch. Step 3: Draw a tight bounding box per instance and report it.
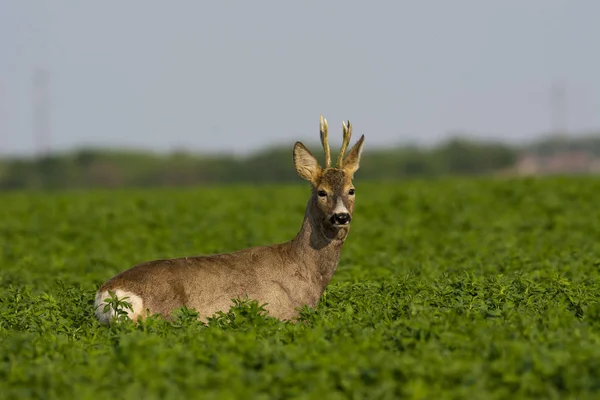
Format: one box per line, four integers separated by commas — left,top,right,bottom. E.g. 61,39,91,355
94,289,144,324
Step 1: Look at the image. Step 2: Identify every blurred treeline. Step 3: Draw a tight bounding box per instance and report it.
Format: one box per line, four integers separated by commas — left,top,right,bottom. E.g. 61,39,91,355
1,135,599,190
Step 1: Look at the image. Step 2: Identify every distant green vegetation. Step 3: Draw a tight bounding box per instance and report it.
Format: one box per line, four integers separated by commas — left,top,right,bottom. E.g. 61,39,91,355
4,133,600,191
2,177,600,398
0,137,519,190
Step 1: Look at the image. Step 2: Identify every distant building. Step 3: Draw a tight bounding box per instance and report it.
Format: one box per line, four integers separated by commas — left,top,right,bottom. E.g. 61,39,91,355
516,150,600,175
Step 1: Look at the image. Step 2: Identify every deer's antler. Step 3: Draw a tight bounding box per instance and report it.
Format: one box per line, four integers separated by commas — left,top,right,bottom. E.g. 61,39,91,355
337,120,352,168
320,115,331,169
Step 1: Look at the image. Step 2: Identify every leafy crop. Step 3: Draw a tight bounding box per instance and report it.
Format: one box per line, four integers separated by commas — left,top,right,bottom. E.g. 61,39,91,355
1,177,600,399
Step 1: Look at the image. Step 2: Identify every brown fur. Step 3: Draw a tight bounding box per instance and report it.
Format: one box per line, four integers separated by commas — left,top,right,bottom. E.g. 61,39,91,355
95,116,365,323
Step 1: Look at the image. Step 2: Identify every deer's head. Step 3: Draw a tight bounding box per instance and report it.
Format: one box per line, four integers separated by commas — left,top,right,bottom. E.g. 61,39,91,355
293,115,365,241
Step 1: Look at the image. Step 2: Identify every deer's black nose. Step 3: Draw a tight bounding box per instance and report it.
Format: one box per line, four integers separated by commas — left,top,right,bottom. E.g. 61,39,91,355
332,213,351,225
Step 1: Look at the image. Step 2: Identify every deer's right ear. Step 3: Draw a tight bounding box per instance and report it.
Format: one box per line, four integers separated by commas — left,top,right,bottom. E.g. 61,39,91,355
293,142,322,183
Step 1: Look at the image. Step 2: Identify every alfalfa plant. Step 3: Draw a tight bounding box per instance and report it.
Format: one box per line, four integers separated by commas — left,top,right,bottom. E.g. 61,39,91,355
101,289,134,323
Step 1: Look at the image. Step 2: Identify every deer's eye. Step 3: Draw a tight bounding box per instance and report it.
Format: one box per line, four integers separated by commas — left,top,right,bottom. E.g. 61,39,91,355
317,190,327,198
348,188,355,195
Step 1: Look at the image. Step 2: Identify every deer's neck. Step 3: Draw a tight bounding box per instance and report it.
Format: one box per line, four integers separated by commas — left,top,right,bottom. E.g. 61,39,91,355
288,197,348,291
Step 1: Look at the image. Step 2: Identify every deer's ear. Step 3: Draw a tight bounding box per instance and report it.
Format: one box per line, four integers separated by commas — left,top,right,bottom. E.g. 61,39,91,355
293,142,322,183
342,134,365,178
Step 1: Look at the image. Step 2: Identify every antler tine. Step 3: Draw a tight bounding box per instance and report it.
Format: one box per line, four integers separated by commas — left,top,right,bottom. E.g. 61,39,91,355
320,115,331,168
337,120,352,167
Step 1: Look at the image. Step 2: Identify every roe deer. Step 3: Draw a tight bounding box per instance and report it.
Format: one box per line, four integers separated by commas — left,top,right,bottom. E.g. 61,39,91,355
94,115,365,323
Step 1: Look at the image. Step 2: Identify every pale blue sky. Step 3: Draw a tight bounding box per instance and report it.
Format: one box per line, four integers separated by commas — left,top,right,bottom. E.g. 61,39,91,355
1,1,599,156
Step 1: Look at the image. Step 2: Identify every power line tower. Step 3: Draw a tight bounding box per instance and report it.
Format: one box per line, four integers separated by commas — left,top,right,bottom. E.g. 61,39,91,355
0,83,4,155
551,81,568,138
33,67,51,157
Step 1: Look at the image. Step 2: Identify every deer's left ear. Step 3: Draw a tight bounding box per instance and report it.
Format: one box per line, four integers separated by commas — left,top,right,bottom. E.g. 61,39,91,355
342,135,365,178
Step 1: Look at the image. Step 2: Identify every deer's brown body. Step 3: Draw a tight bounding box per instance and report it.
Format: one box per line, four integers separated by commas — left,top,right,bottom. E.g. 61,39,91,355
95,116,365,323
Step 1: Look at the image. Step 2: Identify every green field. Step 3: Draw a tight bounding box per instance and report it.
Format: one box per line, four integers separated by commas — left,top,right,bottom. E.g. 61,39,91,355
1,177,600,399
